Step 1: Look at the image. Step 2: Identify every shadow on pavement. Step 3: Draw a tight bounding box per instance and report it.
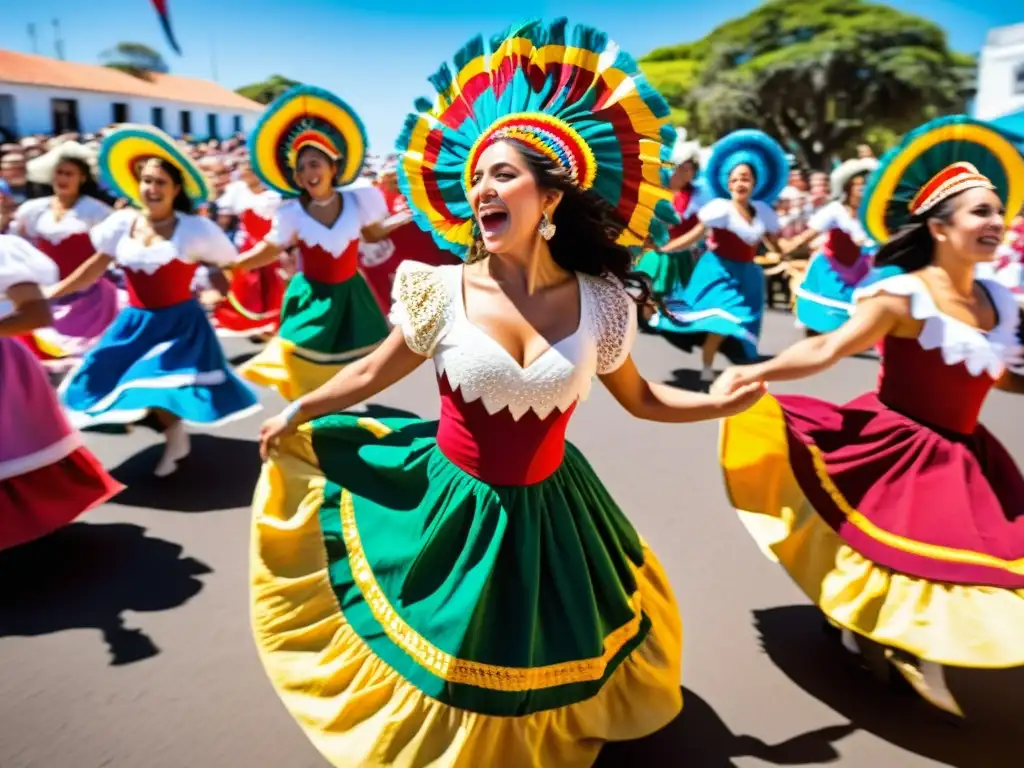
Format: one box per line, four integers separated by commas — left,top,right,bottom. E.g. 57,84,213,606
228,350,259,367
108,434,261,512
755,605,1021,768
0,522,211,666
595,687,854,766
664,368,705,392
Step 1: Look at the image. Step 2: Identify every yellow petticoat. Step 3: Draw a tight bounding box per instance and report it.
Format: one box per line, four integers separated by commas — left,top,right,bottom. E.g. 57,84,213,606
239,337,350,402
721,395,1024,669
250,431,684,768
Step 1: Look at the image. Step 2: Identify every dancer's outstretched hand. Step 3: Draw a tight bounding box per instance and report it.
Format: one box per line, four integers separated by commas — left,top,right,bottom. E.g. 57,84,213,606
713,380,767,417
259,414,297,461
711,366,755,397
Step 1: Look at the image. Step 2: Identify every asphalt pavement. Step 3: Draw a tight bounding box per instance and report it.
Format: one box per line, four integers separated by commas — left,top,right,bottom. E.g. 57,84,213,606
1,308,1021,768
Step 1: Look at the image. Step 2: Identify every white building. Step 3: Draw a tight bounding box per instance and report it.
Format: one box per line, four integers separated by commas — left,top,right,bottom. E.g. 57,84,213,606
974,22,1024,121
0,48,264,141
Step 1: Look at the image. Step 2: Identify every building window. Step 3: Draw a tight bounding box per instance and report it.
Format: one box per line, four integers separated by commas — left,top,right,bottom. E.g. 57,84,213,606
207,113,219,139
111,102,130,123
1015,63,1024,96
0,94,16,141
180,110,192,136
151,106,164,130
51,98,80,134
232,115,242,134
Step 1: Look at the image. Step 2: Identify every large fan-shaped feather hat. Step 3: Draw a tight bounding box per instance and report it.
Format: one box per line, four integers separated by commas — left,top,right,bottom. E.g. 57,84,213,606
395,17,680,259
248,84,369,198
860,115,1024,245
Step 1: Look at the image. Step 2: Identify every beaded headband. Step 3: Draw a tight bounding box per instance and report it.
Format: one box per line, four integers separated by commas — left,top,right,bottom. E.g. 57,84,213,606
909,162,996,216
466,114,597,191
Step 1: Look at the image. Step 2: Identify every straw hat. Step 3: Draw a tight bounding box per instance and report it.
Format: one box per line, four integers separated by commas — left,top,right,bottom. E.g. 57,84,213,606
26,140,99,185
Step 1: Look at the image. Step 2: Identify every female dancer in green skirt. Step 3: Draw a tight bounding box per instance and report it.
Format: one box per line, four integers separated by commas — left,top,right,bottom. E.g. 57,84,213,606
249,19,766,768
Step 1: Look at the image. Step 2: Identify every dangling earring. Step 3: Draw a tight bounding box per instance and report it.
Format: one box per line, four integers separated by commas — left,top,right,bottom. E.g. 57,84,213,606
538,212,556,241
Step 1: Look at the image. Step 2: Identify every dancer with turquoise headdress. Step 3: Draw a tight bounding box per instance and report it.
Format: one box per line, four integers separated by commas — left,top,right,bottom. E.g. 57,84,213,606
715,115,1024,718
49,125,259,477
247,18,767,768
650,130,788,384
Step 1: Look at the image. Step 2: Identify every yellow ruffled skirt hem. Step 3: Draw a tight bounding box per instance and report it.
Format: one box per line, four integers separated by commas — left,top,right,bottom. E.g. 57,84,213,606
250,435,684,768
721,395,1024,670
238,337,344,402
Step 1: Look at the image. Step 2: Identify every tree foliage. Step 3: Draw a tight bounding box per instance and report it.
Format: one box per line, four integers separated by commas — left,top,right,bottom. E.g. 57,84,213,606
641,0,977,168
100,42,169,78
235,75,300,105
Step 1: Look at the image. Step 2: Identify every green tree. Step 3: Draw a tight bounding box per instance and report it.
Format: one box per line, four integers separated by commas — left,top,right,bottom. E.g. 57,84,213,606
235,75,300,105
642,0,976,168
100,42,169,78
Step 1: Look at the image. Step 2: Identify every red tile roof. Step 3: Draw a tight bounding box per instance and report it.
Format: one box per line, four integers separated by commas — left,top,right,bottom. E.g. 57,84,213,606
0,49,263,112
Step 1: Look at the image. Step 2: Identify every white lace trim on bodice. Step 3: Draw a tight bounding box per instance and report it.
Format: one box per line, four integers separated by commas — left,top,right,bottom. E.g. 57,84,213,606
267,186,387,257
699,198,780,244
853,273,1023,378
389,261,637,421
93,210,237,274
17,196,112,245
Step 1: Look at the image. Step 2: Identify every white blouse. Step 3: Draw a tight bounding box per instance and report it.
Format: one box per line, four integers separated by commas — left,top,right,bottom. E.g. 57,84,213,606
265,186,389,257
698,198,780,245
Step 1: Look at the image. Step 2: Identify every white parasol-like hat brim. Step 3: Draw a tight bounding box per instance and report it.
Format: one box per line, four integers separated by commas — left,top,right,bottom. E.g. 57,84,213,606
830,157,879,200
26,141,99,186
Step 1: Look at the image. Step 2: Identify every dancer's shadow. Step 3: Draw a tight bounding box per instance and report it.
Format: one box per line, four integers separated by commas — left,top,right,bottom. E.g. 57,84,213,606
595,687,854,766
0,522,211,666
228,350,260,367
108,434,261,512
755,605,1021,768
664,368,705,392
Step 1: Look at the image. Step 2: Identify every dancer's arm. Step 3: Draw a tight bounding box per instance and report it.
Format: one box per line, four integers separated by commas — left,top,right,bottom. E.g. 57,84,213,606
0,282,53,337
779,227,819,255
45,253,114,300
361,213,412,244
996,370,1024,394
658,222,705,254
258,328,426,459
234,241,284,272
712,295,904,396
600,356,766,423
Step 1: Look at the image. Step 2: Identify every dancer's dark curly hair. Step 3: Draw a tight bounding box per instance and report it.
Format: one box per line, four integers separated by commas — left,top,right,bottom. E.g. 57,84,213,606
467,139,654,306
873,194,960,273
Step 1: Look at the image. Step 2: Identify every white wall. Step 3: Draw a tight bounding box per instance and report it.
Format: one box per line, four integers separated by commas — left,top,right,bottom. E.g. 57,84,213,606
0,82,262,139
975,26,1024,121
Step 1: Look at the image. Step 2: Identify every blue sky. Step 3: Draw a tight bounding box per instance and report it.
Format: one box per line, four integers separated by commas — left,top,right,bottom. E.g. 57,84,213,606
2,0,1021,149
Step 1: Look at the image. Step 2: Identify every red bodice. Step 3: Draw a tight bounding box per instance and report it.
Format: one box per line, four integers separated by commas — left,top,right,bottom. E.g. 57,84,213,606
240,210,273,244
32,232,95,278
667,186,700,240
877,337,995,435
124,261,199,309
705,228,757,262
299,239,359,284
822,229,861,267
435,374,576,486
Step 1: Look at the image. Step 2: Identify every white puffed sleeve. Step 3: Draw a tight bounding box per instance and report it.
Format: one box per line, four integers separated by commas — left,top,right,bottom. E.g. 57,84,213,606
0,234,58,294
697,198,732,229
584,274,638,375
264,200,302,248
182,214,238,266
388,260,454,357
351,185,389,228
89,208,136,256
13,198,48,237
752,200,781,235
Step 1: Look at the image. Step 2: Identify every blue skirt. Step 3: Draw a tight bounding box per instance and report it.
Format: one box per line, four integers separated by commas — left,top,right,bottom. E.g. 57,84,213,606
60,298,260,428
793,253,867,334
650,251,763,363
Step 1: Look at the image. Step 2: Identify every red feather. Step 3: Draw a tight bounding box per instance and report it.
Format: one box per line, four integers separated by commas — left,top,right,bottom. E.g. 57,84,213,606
151,0,182,55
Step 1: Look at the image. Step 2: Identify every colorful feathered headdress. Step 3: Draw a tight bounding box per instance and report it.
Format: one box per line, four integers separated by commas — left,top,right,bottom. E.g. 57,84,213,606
248,84,368,198
396,18,679,259
98,124,209,206
703,129,788,204
860,115,1024,244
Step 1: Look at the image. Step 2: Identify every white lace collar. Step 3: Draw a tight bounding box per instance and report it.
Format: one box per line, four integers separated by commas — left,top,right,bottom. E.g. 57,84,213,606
821,201,865,239
115,214,204,275
287,191,362,257
853,273,1023,378
701,198,772,245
